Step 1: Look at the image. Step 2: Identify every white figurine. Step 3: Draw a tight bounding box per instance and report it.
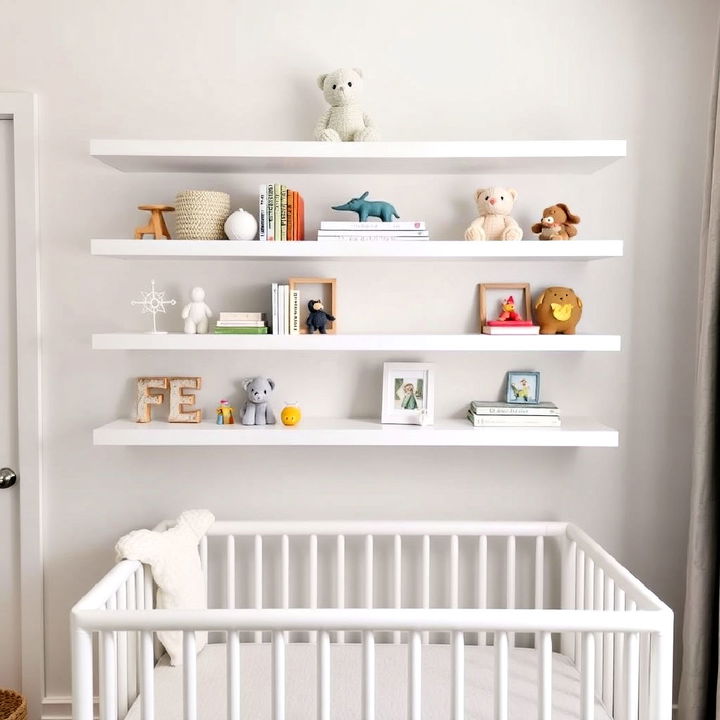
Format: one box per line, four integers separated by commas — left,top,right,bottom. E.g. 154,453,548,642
181,287,213,334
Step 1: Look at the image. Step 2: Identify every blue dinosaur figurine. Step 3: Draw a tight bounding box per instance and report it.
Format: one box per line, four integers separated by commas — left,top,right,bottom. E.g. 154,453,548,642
331,192,400,222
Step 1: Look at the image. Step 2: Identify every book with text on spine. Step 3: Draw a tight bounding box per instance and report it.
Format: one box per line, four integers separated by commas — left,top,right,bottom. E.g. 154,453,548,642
290,289,300,334
267,185,275,241
469,401,559,416
466,411,561,427
320,221,426,231
258,185,267,241
280,185,288,241
218,312,266,321
214,326,269,334
273,184,282,242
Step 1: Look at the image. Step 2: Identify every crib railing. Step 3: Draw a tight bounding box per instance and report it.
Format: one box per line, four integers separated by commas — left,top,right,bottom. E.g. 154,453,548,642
71,521,673,720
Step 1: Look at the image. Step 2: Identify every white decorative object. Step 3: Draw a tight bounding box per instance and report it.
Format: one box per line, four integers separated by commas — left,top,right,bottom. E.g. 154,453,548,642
168,377,202,423
115,509,215,665
130,279,176,334
181,287,213,334
381,362,435,426
314,68,379,142
224,208,258,241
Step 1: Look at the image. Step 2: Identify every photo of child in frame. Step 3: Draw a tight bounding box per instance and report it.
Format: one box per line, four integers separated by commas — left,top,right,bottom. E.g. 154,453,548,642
395,377,424,411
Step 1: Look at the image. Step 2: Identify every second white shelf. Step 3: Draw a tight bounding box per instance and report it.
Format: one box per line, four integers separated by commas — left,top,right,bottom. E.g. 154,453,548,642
93,417,618,448
91,333,621,352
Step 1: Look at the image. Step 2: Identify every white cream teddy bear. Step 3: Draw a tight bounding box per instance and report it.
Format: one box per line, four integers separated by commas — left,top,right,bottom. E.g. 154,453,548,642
314,68,379,142
464,187,523,241
181,287,213,334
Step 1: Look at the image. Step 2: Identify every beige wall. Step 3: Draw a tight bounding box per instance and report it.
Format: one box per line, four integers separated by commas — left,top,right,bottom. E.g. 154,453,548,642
1,0,718,706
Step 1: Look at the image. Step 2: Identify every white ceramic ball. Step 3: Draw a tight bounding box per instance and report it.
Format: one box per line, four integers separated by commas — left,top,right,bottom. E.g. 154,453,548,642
224,208,258,240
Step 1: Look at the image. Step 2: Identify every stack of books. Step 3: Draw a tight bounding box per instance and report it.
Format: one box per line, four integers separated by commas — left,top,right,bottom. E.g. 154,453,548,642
271,283,300,335
317,221,428,241
258,184,305,241
214,312,268,335
466,401,561,427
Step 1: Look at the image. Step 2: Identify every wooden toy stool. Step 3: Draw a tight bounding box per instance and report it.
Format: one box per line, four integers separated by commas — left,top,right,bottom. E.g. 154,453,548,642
134,205,174,239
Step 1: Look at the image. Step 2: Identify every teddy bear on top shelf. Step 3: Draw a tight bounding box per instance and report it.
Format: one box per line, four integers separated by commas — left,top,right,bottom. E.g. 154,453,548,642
314,68,379,142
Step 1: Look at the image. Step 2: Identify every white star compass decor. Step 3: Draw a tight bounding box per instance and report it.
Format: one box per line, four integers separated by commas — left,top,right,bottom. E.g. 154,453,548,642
131,279,176,334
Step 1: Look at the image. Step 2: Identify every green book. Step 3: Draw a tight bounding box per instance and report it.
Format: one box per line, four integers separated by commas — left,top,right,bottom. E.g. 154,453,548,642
214,326,269,334
273,183,282,242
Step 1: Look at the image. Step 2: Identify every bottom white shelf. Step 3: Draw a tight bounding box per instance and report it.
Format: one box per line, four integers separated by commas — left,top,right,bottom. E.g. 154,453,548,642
93,417,618,448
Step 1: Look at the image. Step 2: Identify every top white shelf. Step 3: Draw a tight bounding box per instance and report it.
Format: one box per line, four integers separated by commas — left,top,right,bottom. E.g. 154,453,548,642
89,140,627,174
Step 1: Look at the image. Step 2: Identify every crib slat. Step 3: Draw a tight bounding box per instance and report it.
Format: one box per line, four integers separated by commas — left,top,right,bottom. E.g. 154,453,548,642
535,536,544,609
336,535,345,644
613,587,627,718
506,536,516,647
282,534,290,609
575,550,586,667
254,535,263,644
639,633,650,720
362,631,375,720
117,587,128,718
422,535,430,644
365,535,374,609
603,577,615,711
538,631,552,720
139,631,154,720
594,566,604,697
126,573,138,702
450,534,459,609
494,631,508,720
183,632,197,720
100,629,118,720
452,630,464,720
624,632,640,720
408,631,422,720
317,630,331,720
227,631,240,720
226,535,236,609
561,539,577,659
478,535,488,647
272,630,286,720
581,633,595,720
310,535,318,643
393,535,402,644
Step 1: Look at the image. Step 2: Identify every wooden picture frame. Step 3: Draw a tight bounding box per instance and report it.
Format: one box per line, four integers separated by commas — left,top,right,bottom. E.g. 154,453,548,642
478,282,532,328
288,277,337,334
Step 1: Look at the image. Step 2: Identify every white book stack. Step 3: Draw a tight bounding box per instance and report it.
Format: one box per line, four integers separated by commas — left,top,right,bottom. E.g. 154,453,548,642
317,221,429,241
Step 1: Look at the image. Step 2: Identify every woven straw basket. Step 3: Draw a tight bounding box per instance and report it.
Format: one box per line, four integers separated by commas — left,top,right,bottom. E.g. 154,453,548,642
0,689,26,720
175,190,231,240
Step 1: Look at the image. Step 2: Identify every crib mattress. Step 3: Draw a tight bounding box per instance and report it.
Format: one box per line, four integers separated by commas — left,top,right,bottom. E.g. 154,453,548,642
125,642,612,720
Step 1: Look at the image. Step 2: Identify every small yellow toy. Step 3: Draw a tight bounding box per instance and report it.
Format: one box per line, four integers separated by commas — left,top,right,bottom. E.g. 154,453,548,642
281,402,302,426
216,399,235,425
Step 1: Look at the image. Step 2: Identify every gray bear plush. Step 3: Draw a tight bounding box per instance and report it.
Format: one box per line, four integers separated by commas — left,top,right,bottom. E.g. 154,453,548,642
240,377,276,425
306,299,335,334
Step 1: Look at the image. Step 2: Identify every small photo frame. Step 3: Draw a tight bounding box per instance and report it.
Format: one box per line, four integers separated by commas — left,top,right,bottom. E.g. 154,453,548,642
381,362,435,425
289,277,337,334
506,371,540,404
478,283,532,329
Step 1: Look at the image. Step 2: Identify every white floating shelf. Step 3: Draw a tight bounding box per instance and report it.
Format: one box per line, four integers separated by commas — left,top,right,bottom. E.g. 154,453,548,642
93,417,618,448
92,333,621,352
90,140,626,174
91,239,623,261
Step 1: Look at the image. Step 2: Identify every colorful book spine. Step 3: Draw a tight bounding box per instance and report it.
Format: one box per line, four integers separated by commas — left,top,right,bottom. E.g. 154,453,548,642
298,194,305,240
214,326,269,334
273,184,282,242
290,289,300,334
287,190,295,242
280,186,288,241
267,185,275,241
258,185,267,241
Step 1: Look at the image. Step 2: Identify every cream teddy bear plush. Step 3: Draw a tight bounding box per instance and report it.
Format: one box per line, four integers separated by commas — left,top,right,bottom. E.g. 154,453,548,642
314,68,379,142
464,187,523,241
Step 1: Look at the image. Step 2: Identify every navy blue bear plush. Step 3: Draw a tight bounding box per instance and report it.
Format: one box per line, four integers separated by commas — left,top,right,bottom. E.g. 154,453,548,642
306,299,335,334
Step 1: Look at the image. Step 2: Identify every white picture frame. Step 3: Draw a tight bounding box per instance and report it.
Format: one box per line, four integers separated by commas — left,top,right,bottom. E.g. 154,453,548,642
381,362,435,425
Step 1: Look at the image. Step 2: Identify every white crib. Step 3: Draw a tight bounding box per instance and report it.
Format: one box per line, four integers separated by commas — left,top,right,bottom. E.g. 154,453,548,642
71,521,672,720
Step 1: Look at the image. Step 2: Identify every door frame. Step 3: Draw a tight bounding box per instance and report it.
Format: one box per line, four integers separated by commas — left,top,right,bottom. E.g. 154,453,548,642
1,93,43,719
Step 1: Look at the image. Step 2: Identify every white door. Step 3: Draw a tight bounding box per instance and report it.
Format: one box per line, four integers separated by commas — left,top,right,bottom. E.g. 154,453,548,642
0,117,21,689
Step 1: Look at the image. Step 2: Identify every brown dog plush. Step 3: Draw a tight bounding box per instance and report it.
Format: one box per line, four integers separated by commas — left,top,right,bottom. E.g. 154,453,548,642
534,287,583,334
531,204,580,241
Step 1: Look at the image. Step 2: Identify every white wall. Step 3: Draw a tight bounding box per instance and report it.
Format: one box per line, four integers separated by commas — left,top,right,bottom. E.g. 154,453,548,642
1,0,718,707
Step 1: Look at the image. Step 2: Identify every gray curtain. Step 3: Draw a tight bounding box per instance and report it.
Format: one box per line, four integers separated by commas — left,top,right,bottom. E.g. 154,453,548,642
678,32,720,720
